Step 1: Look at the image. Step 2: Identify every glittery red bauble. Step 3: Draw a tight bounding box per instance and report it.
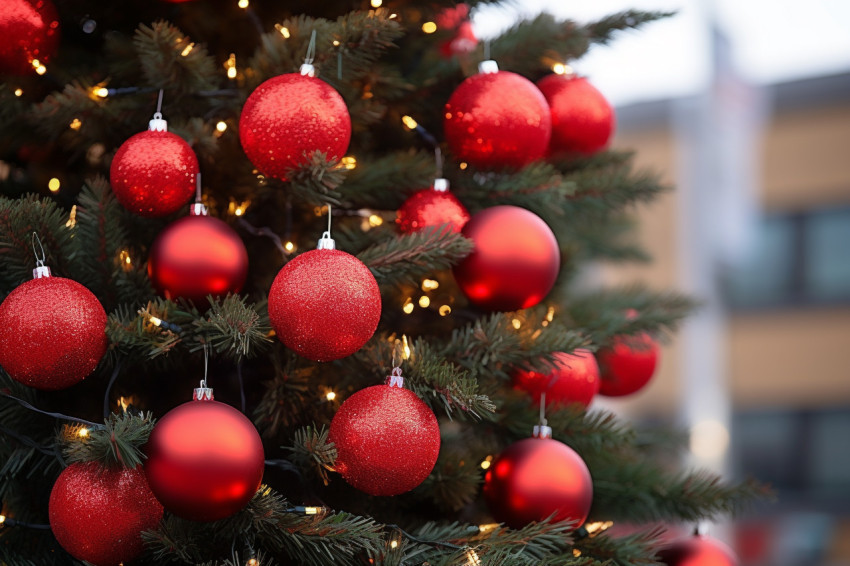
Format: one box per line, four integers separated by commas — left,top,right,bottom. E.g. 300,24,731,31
483,436,592,529
657,534,739,566
396,188,470,234
147,214,249,305
0,276,107,390
49,462,164,566
0,0,60,75
453,206,559,311
110,130,199,217
597,332,659,397
145,397,265,522
513,349,600,409
240,73,351,181
329,384,440,496
536,74,615,155
444,69,550,169
268,249,381,362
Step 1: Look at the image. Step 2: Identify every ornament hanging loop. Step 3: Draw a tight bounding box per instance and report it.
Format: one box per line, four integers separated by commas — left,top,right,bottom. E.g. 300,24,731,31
300,30,318,77
31,232,51,279
190,173,208,216
533,392,552,438
317,204,336,249
386,366,404,388
149,89,168,131
194,344,214,401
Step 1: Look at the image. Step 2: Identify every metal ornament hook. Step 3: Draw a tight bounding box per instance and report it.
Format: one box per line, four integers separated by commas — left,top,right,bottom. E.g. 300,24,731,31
193,344,214,401
31,232,51,279
300,30,318,76
386,366,404,388
317,204,336,249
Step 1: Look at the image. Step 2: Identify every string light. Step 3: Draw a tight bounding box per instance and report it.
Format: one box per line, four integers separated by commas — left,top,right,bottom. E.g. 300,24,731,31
466,549,481,566
552,63,574,76
401,115,418,130
13,88,23,97
542,305,555,327
78,427,90,438
402,334,411,360
69,118,82,131
370,0,382,7
284,241,296,253
32,60,47,75
181,42,195,57
94,87,109,98
583,521,614,536
216,121,228,132
275,24,291,38
421,22,437,33
421,279,439,291
418,296,430,308
390,540,399,549
511,318,521,330
237,0,249,8
326,391,337,401
118,249,133,269
368,214,383,227
302,507,321,515
477,523,498,534
118,396,132,412
340,156,357,170
66,205,77,228
439,305,451,316
402,297,414,314
225,53,238,79
480,455,493,470
246,559,259,566
573,549,582,557
48,178,60,192
149,315,163,327
459,162,468,170
332,40,340,47
0,515,5,526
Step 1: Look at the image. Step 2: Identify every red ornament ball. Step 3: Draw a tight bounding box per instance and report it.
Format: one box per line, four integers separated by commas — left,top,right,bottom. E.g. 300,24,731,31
110,130,199,217
0,275,107,390
483,435,592,529
0,0,60,75
537,74,615,155
269,248,381,362
597,332,659,397
148,213,249,305
145,395,265,522
513,349,600,409
453,206,559,312
396,186,470,234
49,462,164,566
657,534,739,566
440,21,478,58
240,72,351,181
444,67,551,169
329,383,441,496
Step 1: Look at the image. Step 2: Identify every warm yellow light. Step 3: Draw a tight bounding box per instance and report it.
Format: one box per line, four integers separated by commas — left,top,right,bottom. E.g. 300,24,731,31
418,296,430,308
66,205,77,228
439,305,451,316
14,88,23,97
390,540,398,549
275,24,291,38
553,63,574,76
234,207,245,216
0,514,5,525
402,298,414,314
246,559,259,566
181,42,195,57
368,214,383,227
402,334,411,360
149,316,163,327
94,87,109,98
389,13,397,19
326,391,336,401
48,178,60,192
31,59,40,68
216,121,228,132
284,241,295,253
78,427,90,438
227,67,237,79
401,115,418,130
421,21,437,34
370,0,382,7
480,455,493,469
583,521,614,536
225,53,237,79
69,118,82,131
333,40,340,47
546,306,555,322
118,249,132,267
304,506,320,515
421,279,439,291
341,155,357,170
237,0,249,8
459,162,468,170
477,523,498,534
466,549,481,566
511,318,521,330
118,396,131,412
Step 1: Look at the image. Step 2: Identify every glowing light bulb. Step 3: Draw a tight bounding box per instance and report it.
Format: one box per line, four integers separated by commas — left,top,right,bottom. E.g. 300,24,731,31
216,121,228,132
401,115,418,130
78,428,90,438
340,155,357,170
48,178,60,192
418,296,430,308
439,305,451,316
275,25,291,38
390,540,399,549
421,22,437,34
459,162,468,170
94,87,109,98
284,241,295,253
370,0,382,7
14,88,23,97
225,54,237,79
402,298,414,314
149,316,163,327
0,515,6,525
368,214,383,227
246,559,259,566
304,506,321,515
421,279,439,291
66,205,77,228
511,318,521,330
181,42,195,57
237,0,249,8
326,391,337,401
69,118,82,131
480,455,493,469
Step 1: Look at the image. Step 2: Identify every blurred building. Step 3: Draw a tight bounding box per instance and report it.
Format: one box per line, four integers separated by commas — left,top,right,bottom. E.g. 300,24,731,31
602,70,850,565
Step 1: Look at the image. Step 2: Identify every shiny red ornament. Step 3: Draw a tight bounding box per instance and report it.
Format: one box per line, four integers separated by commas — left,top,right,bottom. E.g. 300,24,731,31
269,247,381,362
483,434,593,529
240,71,351,181
513,349,600,409
597,332,659,397
147,210,249,305
145,388,265,522
453,205,559,311
439,21,478,58
537,74,615,155
329,378,441,496
0,0,60,75
396,180,470,234
110,130,199,217
49,462,164,566
444,63,551,169
657,534,739,566
0,274,107,390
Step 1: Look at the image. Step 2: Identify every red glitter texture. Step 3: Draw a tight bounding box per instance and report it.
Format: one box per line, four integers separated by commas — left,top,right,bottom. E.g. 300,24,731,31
145,398,265,522
329,384,441,496
0,276,107,390
513,349,601,408
536,74,615,155
443,70,551,169
453,205,560,312
396,189,470,234
49,463,164,566
109,130,199,217
268,249,381,362
483,436,592,529
0,0,60,75
147,215,249,305
239,73,351,181
657,534,740,566
597,332,659,397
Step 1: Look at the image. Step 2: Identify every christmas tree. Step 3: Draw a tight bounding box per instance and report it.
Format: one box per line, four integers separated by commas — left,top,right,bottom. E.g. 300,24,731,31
0,1,767,565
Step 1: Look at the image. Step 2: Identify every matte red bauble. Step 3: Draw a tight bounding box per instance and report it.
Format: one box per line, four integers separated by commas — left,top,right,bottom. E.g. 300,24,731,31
329,376,441,496
49,462,164,566
0,273,107,390
240,71,351,181
268,246,381,362
396,180,469,234
483,433,592,529
453,205,559,312
110,130,199,217
0,0,60,75
513,349,600,408
536,74,615,155
444,62,551,169
657,534,739,566
145,387,265,522
597,332,659,397
147,210,249,305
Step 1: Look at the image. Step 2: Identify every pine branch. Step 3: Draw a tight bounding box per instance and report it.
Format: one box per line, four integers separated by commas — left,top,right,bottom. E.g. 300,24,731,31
586,11,675,45
418,451,483,513
253,360,317,438
61,412,155,469
133,21,219,95
284,151,350,206
193,295,273,360
574,529,664,566
287,425,337,485
106,299,196,361
357,227,474,287
341,150,436,209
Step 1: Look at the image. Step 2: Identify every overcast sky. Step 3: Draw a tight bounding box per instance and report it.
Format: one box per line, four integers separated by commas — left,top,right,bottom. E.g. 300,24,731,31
473,0,850,106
